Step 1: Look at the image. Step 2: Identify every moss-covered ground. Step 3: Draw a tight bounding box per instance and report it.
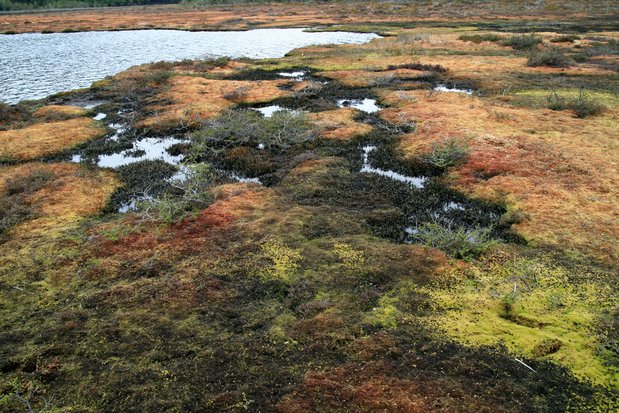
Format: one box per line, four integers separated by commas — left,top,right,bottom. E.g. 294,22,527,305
1,2,618,412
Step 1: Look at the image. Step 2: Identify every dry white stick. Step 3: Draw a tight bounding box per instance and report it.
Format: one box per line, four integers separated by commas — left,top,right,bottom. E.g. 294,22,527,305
515,358,536,373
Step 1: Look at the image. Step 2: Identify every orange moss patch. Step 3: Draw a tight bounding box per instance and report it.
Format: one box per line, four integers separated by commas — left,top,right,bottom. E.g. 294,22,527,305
208,61,248,74
33,105,88,121
288,44,418,72
96,183,272,257
317,68,429,87
381,89,619,263
290,158,343,175
310,108,374,140
171,60,248,76
139,76,292,130
84,183,274,284
277,361,507,413
414,54,612,92
297,34,613,93
173,183,270,242
0,162,119,237
0,117,105,161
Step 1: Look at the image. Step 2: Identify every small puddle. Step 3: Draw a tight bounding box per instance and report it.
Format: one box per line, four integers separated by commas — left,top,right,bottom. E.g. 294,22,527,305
361,145,426,188
278,71,306,81
433,84,473,95
107,122,126,141
93,137,185,168
253,105,298,118
337,98,381,113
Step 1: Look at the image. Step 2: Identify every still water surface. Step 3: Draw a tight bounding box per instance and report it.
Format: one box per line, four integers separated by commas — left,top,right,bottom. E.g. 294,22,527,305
0,28,378,103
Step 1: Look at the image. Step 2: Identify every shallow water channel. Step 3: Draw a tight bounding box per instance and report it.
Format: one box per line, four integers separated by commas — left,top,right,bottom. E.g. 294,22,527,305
0,28,379,103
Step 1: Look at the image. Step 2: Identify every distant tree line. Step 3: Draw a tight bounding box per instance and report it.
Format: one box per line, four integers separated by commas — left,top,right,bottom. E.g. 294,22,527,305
0,0,327,12
0,0,175,11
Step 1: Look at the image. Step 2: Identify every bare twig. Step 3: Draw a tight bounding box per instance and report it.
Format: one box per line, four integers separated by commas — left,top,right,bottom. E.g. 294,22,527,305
515,358,537,373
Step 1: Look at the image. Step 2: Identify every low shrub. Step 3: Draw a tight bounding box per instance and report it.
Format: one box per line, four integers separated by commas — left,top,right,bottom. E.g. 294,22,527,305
458,33,503,44
413,221,496,259
386,62,447,73
5,169,53,195
546,90,567,111
571,89,606,118
137,163,215,224
0,102,29,128
191,109,314,153
546,89,606,118
141,70,173,86
500,34,542,49
422,138,470,169
0,169,53,236
0,197,33,235
527,47,572,67
550,35,580,43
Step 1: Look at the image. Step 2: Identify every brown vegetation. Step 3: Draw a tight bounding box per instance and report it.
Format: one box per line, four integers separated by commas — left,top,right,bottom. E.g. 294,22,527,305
1,1,617,35
139,76,292,130
310,108,373,140
379,89,618,263
0,117,105,160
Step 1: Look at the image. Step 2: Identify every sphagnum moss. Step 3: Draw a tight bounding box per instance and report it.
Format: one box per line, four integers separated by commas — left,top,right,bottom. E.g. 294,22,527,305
1,4,618,412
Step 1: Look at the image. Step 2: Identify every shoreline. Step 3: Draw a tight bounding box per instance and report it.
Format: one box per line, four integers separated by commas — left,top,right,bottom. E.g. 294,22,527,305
1,2,618,35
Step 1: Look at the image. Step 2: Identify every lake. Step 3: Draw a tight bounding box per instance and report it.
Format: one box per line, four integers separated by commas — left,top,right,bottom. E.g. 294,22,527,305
0,28,378,104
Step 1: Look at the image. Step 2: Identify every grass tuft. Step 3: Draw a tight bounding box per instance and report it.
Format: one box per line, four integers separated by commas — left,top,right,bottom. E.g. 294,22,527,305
0,169,53,236
547,89,606,117
137,164,215,224
550,34,581,43
422,138,470,169
413,221,495,259
458,33,503,44
192,109,314,153
500,34,542,49
527,47,573,67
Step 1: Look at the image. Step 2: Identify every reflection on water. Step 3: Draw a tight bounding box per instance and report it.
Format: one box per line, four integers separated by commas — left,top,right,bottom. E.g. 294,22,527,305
361,145,426,188
0,29,379,104
277,71,306,81
433,84,473,95
253,105,298,118
337,98,381,113
93,137,185,168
